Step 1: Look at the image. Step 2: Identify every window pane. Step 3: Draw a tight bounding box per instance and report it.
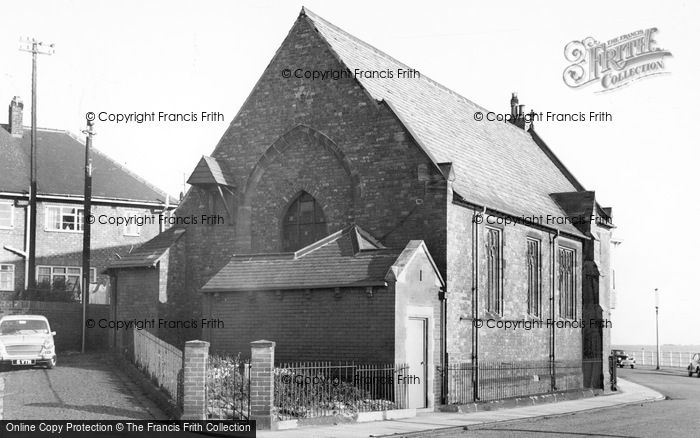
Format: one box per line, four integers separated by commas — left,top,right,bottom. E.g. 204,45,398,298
77,209,84,231
315,202,325,223
282,192,328,251
67,268,81,275
61,209,75,230
46,207,61,230
66,275,80,291
0,265,13,291
0,204,11,227
53,267,66,275
299,200,314,224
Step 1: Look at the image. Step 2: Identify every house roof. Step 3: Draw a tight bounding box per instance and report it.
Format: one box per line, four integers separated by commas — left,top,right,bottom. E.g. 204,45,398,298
187,156,235,187
0,125,174,205
302,9,585,236
201,225,422,292
106,227,186,270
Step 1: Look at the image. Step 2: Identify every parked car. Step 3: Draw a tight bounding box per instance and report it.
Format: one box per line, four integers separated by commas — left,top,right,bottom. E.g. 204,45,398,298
619,355,636,369
610,350,628,367
0,315,56,369
688,353,700,377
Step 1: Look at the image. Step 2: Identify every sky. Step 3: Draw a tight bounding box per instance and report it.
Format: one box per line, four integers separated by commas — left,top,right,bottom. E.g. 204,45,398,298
1,0,698,345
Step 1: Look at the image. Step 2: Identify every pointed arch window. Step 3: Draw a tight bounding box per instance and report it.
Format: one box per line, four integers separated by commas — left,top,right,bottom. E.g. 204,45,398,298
282,192,327,251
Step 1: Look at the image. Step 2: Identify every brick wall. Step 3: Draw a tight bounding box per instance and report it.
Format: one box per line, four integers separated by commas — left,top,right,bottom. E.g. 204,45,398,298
113,267,160,352
0,300,109,351
203,286,396,363
447,201,584,366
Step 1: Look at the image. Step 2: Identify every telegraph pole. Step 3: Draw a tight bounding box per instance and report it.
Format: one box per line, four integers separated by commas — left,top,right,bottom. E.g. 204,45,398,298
81,120,95,353
19,38,54,291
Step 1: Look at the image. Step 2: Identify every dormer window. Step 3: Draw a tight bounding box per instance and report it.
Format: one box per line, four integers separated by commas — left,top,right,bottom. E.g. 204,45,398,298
282,191,327,251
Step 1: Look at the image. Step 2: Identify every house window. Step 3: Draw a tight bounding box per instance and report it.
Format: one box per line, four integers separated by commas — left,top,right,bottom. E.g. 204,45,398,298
485,227,503,315
37,265,96,294
124,210,141,236
559,248,576,319
0,202,13,229
282,191,327,251
45,205,83,232
527,239,541,317
0,265,14,291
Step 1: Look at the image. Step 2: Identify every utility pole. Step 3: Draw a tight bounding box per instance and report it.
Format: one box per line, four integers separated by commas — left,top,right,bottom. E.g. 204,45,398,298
81,120,95,354
654,288,660,370
19,37,54,291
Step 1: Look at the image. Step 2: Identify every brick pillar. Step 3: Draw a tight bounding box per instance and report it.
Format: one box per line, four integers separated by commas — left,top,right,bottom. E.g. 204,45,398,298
250,340,275,429
182,340,210,420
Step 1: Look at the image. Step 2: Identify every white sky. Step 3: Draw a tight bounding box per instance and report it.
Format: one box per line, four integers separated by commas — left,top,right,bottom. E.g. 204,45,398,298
1,0,698,345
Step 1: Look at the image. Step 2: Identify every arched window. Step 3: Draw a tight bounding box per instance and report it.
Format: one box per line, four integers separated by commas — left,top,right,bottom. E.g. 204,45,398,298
282,192,327,251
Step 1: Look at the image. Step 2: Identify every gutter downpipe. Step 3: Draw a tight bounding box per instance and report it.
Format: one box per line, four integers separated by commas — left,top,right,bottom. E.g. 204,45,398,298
472,206,485,402
439,284,447,405
549,230,559,391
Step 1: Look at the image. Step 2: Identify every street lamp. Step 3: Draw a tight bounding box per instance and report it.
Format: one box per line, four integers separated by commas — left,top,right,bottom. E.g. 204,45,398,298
654,288,660,370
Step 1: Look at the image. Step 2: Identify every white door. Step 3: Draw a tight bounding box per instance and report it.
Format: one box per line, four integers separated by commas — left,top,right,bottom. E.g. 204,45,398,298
407,317,427,409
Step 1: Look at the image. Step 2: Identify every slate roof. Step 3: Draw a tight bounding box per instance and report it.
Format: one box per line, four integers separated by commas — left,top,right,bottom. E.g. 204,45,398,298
187,156,235,187
303,9,584,236
201,225,403,292
0,125,174,204
106,227,186,269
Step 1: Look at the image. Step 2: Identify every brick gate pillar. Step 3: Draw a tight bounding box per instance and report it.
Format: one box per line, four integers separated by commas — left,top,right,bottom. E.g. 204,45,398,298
182,340,210,420
250,340,275,429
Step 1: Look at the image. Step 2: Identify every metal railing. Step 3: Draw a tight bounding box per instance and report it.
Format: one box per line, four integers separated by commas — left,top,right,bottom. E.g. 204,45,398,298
274,362,409,420
624,350,697,368
132,329,183,402
207,354,251,420
442,360,587,404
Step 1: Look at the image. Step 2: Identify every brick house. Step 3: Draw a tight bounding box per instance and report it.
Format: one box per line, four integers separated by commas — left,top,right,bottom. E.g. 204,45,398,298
0,96,177,303
109,8,615,405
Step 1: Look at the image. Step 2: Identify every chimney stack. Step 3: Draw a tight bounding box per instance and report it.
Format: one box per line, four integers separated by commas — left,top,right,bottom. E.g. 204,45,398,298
8,96,24,137
508,93,529,129
510,93,519,118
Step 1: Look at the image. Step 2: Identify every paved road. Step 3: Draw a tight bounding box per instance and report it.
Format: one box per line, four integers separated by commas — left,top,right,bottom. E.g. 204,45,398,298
445,367,700,438
0,352,164,420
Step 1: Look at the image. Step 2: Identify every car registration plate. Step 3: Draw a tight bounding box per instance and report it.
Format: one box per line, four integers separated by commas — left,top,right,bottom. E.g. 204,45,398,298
12,359,35,365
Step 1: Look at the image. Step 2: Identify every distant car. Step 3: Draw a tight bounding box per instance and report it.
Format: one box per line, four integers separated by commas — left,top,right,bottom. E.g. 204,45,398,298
619,355,636,369
0,315,56,369
688,353,700,377
611,349,629,367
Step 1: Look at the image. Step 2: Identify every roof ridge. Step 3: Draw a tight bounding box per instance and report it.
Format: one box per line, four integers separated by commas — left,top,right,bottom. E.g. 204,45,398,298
60,129,179,205
293,225,350,258
302,8,517,125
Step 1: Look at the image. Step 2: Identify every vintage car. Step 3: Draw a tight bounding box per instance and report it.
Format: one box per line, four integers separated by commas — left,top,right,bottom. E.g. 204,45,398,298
688,353,700,377
0,315,56,369
619,355,636,368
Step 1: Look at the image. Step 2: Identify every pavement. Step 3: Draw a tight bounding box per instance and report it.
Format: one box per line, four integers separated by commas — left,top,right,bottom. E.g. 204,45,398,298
258,378,665,438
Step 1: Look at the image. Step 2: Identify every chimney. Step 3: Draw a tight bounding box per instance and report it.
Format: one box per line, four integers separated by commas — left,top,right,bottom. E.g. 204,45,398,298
509,93,528,129
8,96,24,137
510,93,519,118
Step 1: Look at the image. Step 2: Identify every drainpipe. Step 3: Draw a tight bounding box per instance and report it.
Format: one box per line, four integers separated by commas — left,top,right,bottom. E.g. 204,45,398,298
439,285,447,405
549,230,559,391
472,206,485,401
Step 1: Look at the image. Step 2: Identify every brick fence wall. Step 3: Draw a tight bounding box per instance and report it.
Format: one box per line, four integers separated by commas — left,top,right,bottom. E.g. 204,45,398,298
0,300,109,351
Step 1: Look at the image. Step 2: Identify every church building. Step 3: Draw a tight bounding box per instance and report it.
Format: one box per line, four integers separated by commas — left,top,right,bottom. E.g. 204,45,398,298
108,8,615,408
